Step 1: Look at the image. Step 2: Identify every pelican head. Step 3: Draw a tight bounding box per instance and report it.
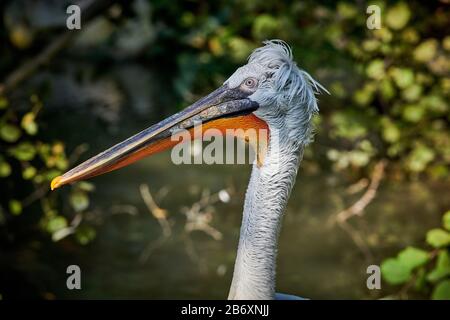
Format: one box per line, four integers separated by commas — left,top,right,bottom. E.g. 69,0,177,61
227,40,325,147
51,40,326,300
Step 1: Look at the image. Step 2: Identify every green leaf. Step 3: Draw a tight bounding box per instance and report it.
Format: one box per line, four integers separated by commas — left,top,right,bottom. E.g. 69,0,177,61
366,59,385,80
337,2,358,19
0,161,12,177
75,225,96,245
22,166,37,180
391,68,414,89
8,142,36,161
397,246,429,270
330,111,369,139
413,39,438,63
46,216,68,234
386,2,411,30
414,268,427,291
426,229,450,248
348,150,371,167
9,200,22,215
0,124,21,142
402,105,424,123
381,258,412,285
443,211,450,231
381,118,400,143
444,36,450,51
44,169,61,181
380,79,395,100
402,84,422,102
427,250,450,283
252,14,279,40
432,280,450,300
406,144,435,173
21,112,38,135
70,190,90,212
76,181,95,192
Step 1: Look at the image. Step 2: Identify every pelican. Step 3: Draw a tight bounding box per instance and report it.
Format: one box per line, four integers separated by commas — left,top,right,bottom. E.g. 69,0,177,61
51,40,326,300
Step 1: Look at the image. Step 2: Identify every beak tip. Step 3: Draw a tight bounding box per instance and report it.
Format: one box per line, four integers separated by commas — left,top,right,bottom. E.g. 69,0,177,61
51,176,63,191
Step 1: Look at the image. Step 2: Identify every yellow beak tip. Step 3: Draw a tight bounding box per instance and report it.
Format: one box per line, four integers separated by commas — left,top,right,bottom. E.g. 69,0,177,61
50,176,63,190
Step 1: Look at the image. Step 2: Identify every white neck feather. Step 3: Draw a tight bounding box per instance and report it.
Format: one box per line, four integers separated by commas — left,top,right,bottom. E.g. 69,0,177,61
228,130,304,300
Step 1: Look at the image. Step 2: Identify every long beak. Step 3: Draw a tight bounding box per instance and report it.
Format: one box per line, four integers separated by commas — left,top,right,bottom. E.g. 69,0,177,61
51,84,267,190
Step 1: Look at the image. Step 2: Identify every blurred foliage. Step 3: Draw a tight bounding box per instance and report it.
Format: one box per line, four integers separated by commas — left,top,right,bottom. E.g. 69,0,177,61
0,93,96,244
322,1,449,179
381,211,450,300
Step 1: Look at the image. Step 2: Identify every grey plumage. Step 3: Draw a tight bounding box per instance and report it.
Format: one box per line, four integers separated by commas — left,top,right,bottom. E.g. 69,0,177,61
226,40,327,300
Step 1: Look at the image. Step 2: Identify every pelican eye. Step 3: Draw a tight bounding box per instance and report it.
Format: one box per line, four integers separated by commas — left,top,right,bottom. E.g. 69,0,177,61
243,77,258,89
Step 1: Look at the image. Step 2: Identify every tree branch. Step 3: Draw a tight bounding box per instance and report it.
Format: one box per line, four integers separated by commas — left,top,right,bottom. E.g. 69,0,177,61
336,159,387,223
0,0,117,95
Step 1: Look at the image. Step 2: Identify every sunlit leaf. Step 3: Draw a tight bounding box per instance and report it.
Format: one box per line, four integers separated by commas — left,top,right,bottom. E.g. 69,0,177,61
76,181,95,192
426,229,450,248
427,250,450,283
413,39,438,63
8,142,36,161
422,95,447,114
0,161,12,177
52,142,64,155
386,2,411,30
337,2,357,19
443,211,450,231
9,24,33,49
390,68,414,89
9,200,22,216
366,59,385,80
432,280,450,300
46,216,68,234
402,84,422,102
228,37,255,62
381,118,401,143
373,28,393,43
0,124,21,143
44,169,61,181
402,28,419,44
330,82,346,98
330,111,369,140
443,36,450,51
21,112,38,135
397,246,429,270
381,258,411,285
362,39,380,52
348,150,370,167
75,225,96,245
70,190,90,212
414,268,427,291
252,14,279,40
22,166,37,180
55,157,68,170
379,79,395,100
406,144,435,172
402,105,424,123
